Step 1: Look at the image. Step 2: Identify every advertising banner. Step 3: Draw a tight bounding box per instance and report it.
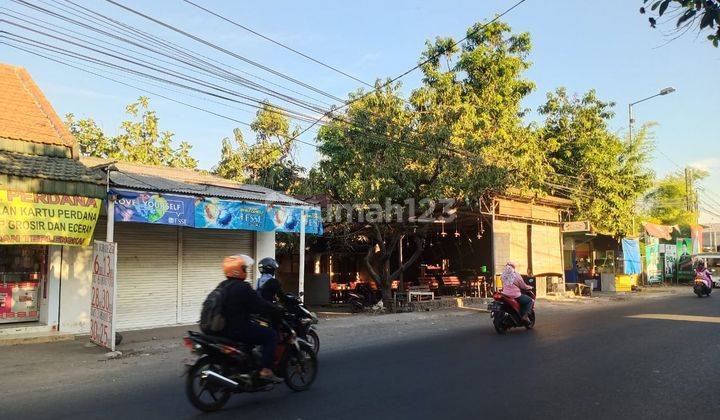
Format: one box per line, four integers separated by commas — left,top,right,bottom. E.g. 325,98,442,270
265,205,323,235
195,198,267,231
112,189,194,227
0,281,39,324
0,190,101,246
664,246,677,280
90,241,117,351
676,238,694,280
645,237,662,284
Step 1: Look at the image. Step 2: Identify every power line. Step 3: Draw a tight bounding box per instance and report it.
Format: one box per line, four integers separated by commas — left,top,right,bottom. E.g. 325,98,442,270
103,0,346,103
182,0,371,88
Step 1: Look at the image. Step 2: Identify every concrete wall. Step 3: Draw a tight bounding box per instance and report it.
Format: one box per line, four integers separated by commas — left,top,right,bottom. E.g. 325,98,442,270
58,245,94,333
254,231,276,288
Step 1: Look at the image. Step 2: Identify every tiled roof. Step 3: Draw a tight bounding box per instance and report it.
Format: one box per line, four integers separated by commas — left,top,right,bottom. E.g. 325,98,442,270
0,63,78,157
81,157,307,206
0,150,105,184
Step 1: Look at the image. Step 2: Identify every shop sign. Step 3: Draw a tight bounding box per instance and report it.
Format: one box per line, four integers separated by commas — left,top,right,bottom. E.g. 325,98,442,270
265,205,323,235
562,220,591,233
195,198,267,231
90,241,117,351
111,189,194,227
664,246,676,280
0,190,101,246
0,282,39,324
645,237,662,284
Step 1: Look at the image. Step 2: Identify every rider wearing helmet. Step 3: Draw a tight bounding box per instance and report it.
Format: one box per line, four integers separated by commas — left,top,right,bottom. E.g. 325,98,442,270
696,259,713,289
220,254,284,383
257,257,283,302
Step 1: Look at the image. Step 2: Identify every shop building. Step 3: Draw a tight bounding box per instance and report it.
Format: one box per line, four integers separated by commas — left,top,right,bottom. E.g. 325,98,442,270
0,63,105,336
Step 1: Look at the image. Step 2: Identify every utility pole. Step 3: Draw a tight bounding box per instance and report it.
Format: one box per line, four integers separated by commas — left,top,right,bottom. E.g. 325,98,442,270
685,167,692,212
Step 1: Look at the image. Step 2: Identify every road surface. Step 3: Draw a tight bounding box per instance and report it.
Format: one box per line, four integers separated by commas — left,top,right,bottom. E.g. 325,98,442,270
3,292,719,419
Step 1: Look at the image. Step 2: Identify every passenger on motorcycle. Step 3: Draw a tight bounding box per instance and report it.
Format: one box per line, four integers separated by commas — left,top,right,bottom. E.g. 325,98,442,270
500,261,533,324
220,254,284,383
257,257,283,303
696,260,713,289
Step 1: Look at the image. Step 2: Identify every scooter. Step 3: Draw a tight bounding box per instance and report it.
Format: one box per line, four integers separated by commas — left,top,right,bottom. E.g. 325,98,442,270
348,292,384,313
693,277,712,297
487,289,536,334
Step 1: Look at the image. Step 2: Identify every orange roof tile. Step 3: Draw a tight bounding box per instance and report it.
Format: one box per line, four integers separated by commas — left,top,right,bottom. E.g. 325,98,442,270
0,63,78,158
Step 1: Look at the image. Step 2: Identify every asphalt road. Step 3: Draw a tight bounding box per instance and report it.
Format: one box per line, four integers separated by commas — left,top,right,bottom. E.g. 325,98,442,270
4,293,720,420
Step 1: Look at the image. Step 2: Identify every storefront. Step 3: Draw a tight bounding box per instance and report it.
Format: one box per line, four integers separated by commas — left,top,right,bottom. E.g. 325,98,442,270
0,245,45,324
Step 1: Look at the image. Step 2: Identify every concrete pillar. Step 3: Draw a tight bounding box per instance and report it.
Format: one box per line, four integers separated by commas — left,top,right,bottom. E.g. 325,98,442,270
254,231,276,288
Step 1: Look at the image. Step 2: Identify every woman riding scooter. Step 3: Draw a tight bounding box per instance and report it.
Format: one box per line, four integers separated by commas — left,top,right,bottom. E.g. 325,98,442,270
500,261,533,324
695,260,713,297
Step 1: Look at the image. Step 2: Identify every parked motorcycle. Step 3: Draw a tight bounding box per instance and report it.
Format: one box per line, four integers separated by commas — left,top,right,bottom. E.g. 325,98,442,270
283,293,320,354
487,289,536,334
183,317,318,412
693,277,712,297
348,291,384,313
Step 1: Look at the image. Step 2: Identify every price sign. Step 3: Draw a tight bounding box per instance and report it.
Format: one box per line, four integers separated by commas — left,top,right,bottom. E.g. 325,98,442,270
90,240,117,351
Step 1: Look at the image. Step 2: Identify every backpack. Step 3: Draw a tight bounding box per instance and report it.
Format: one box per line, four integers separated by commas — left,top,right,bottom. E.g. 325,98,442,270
199,282,228,334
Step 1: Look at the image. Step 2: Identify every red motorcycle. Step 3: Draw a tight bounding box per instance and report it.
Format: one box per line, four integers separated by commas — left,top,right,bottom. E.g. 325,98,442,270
487,289,536,334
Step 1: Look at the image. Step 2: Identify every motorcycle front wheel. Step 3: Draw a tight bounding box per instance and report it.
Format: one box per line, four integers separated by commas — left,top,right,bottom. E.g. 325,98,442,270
305,329,320,354
283,342,318,392
185,356,232,412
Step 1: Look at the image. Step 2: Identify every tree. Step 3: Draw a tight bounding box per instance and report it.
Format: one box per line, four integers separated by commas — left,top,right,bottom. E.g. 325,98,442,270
314,21,538,302
643,168,707,227
65,97,197,168
214,102,304,193
538,88,655,237
640,0,720,46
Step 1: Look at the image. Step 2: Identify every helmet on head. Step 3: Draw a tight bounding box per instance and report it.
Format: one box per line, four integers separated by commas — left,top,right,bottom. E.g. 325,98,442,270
698,259,706,269
223,254,254,279
259,257,279,275
506,261,516,269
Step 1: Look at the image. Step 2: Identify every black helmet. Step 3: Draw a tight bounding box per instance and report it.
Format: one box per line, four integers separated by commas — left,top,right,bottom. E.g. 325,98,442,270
259,257,279,274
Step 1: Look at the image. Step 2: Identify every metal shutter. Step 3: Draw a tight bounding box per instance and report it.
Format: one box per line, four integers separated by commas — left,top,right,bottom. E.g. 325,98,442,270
180,228,254,324
95,219,179,330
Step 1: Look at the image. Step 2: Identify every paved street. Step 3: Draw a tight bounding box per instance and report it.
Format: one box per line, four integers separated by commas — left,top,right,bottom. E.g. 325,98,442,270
3,292,720,420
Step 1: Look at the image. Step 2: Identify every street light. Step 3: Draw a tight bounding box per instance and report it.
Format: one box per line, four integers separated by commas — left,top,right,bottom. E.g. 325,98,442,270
628,87,676,237
628,86,676,142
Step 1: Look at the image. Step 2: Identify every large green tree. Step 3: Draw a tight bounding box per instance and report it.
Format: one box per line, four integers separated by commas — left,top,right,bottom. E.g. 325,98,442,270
640,0,720,46
313,21,539,301
214,102,304,193
65,96,197,168
537,88,654,237
643,168,707,227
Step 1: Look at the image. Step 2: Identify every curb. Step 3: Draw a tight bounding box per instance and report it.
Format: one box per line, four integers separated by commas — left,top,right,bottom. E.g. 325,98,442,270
0,333,76,347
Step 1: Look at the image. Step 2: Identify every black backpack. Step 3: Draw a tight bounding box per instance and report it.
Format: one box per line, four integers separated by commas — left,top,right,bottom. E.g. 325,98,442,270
199,282,228,334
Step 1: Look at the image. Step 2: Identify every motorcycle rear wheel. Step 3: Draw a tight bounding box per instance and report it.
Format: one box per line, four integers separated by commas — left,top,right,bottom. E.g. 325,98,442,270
493,314,508,335
525,311,536,330
185,357,232,412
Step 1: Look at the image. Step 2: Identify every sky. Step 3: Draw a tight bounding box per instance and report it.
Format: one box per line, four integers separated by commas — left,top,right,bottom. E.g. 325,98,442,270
2,0,719,220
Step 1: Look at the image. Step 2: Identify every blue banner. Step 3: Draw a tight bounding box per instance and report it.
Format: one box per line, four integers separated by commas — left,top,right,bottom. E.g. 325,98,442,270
264,205,323,235
112,189,194,227
622,238,642,275
195,198,267,231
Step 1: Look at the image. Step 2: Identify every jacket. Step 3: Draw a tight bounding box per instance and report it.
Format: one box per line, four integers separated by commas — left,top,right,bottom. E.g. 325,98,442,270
220,279,284,330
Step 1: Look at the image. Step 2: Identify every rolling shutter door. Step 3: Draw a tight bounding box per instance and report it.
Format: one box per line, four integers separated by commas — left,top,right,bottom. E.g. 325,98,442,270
180,228,254,324
95,219,179,330
531,224,563,274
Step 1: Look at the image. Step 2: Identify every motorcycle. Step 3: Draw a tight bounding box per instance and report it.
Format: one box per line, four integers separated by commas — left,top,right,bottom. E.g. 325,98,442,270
487,289,536,334
183,317,318,412
693,277,712,297
283,293,320,354
348,291,384,313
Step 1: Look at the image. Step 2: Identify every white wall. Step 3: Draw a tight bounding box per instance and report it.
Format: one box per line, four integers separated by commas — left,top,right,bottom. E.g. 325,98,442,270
254,231,276,288
58,245,94,333
40,245,62,328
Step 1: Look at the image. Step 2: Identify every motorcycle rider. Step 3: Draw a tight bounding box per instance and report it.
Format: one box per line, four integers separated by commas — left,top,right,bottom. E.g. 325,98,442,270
220,254,284,383
500,261,533,324
696,259,713,290
257,257,283,302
